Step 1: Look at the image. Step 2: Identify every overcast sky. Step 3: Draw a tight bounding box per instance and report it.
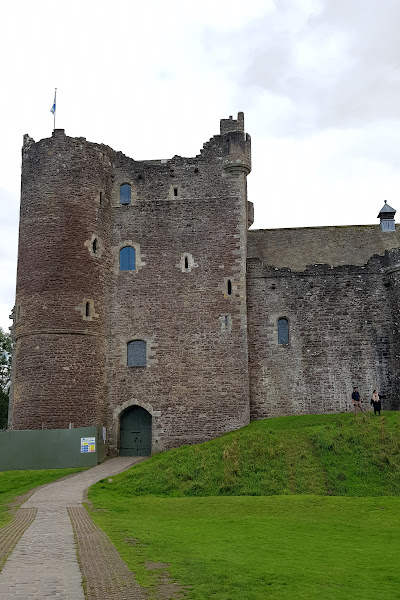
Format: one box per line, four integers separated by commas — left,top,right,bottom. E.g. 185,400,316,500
1,0,400,330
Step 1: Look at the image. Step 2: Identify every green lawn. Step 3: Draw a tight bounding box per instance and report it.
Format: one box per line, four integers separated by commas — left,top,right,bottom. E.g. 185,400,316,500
0,468,85,527
88,412,400,599
88,494,400,600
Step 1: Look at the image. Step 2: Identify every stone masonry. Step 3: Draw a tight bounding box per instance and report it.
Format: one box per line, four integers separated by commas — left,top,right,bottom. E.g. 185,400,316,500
9,112,400,454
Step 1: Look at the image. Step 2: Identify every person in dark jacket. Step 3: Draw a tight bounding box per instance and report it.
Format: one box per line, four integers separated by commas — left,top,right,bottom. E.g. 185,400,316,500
352,387,365,414
371,390,382,415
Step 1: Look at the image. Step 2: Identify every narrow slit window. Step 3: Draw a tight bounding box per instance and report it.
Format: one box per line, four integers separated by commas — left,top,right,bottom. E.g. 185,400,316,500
278,318,289,344
120,183,131,205
174,187,178,197
227,280,232,295
184,256,189,269
85,302,90,317
120,246,136,271
92,238,97,254
224,315,229,327
127,340,147,367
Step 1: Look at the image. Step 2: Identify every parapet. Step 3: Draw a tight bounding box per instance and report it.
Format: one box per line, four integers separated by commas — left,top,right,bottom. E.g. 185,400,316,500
220,112,245,135
52,128,66,137
22,134,35,150
199,112,251,175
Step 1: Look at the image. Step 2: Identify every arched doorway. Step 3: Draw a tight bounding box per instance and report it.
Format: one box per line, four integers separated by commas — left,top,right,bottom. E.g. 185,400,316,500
120,406,152,456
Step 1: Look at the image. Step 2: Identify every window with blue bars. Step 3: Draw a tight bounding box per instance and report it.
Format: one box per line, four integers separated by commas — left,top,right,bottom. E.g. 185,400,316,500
120,246,136,271
278,318,289,344
120,183,131,205
127,340,146,367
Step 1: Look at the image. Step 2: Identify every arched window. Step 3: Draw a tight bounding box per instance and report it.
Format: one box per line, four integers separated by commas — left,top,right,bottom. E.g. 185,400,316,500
127,340,147,367
120,183,131,205
120,246,136,271
278,318,289,345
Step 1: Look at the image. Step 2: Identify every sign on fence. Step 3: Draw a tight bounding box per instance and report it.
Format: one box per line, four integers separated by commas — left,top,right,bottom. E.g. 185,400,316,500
81,437,96,453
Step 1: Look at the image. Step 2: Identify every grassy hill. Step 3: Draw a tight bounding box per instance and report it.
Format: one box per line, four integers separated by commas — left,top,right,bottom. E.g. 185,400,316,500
88,412,400,599
96,411,400,498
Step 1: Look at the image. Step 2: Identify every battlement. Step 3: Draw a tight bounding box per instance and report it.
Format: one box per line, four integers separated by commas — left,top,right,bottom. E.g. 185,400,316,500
197,112,251,175
22,113,250,178
220,112,245,135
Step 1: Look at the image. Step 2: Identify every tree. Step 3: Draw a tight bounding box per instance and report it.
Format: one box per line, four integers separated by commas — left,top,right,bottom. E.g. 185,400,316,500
0,327,12,429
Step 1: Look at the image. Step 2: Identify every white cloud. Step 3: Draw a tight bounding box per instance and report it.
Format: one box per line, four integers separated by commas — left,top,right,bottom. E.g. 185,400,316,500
227,0,400,132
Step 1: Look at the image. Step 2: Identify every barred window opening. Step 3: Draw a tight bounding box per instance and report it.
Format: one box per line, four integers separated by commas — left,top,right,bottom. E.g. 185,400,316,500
278,318,289,344
127,340,147,367
120,183,131,205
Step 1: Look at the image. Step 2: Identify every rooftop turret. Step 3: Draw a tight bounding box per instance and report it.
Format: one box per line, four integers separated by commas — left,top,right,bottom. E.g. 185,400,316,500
378,200,396,232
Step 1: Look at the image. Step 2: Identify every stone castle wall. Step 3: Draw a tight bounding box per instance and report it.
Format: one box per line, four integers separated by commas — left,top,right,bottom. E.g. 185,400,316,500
247,226,400,418
106,123,252,453
248,225,400,270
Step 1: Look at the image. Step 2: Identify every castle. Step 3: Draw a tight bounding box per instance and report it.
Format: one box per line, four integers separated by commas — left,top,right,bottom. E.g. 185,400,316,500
9,113,400,456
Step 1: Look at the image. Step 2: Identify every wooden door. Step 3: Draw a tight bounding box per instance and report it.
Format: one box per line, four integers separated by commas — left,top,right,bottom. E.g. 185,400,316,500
120,406,152,456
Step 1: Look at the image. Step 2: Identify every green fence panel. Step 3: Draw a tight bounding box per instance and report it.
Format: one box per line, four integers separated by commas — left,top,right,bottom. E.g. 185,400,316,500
0,427,106,471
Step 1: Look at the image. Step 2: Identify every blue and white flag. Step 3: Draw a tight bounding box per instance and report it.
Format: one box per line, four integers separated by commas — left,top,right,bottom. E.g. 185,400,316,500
50,90,56,114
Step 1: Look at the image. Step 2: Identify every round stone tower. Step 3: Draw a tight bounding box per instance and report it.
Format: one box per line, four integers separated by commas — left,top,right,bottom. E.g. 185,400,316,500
9,129,113,430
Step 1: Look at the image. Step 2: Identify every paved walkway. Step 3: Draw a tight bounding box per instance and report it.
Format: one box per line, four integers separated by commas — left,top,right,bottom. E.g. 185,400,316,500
68,506,147,600
0,457,145,600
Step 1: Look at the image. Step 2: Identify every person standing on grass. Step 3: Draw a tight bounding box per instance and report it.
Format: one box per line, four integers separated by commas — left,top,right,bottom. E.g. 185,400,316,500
371,389,382,416
352,386,365,414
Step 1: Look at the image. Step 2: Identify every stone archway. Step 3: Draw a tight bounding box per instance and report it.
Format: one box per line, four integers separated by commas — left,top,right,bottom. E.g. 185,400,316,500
119,405,152,456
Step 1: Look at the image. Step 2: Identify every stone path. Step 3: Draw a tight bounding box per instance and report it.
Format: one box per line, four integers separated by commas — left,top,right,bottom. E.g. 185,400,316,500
0,509,36,570
0,457,146,600
68,507,146,600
